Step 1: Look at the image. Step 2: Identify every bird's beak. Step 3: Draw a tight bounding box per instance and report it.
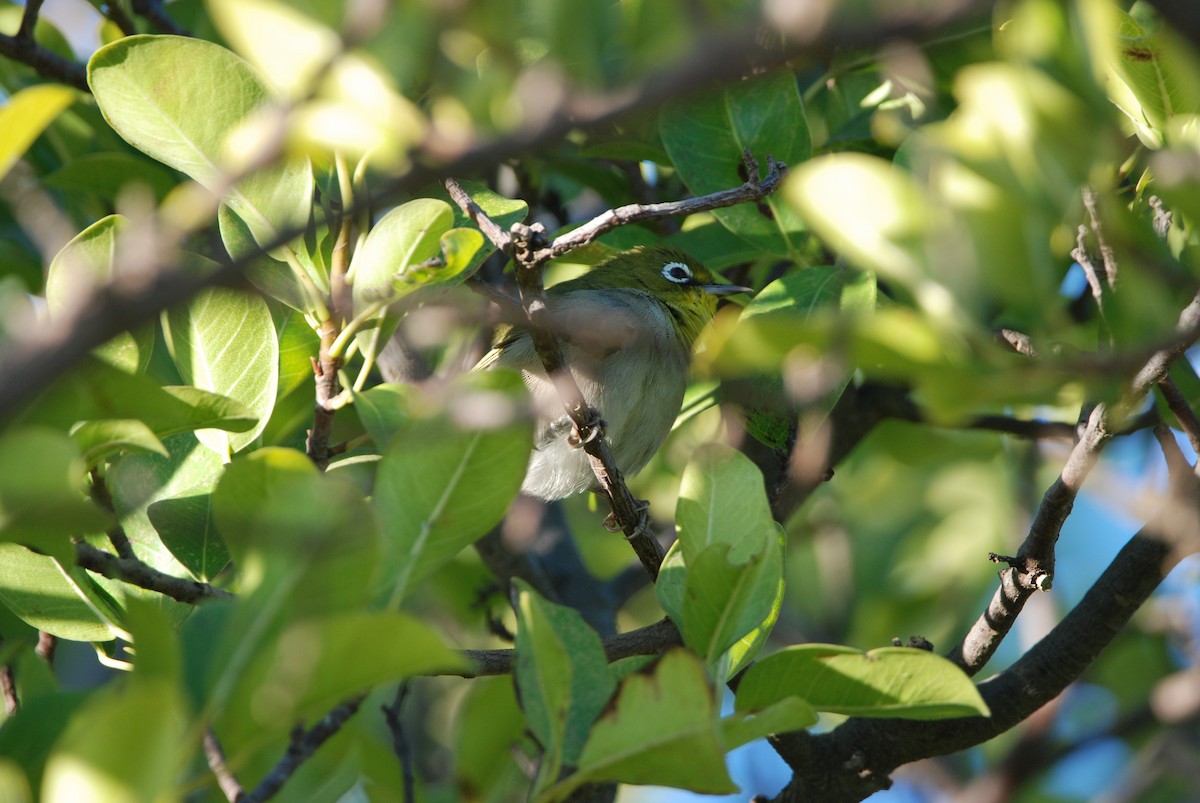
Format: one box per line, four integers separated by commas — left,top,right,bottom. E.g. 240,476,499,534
701,283,754,297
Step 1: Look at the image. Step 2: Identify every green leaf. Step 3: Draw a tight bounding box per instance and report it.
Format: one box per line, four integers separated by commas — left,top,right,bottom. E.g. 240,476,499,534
514,581,616,792
20,357,257,440
163,286,279,456
45,215,154,374
212,447,379,614
353,382,410,448
673,443,775,564
218,204,311,312
145,493,226,583
0,544,121,641
70,420,168,466
555,649,736,797
207,0,339,100
1106,8,1200,148
711,266,876,450
735,645,991,720
219,610,468,752
784,154,934,291
352,198,455,305
0,760,31,803
0,84,75,182
719,696,818,750
88,35,314,260
0,429,109,556
681,538,782,673
660,71,811,257
0,692,87,795
43,152,177,202
276,309,320,398
374,371,532,606
455,677,526,799
42,676,187,802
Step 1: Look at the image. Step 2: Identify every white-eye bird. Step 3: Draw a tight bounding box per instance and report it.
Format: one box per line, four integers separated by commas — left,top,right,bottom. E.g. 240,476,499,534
478,245,752,500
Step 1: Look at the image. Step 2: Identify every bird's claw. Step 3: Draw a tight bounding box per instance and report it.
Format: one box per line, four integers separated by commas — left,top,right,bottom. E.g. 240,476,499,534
604,499,650,535
567,414,606,448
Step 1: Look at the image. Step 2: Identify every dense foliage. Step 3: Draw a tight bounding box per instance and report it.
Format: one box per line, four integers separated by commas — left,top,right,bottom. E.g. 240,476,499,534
2,0,1200,801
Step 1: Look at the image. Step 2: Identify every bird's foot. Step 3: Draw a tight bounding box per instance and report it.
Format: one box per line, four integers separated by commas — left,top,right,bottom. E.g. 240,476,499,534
567,411,606,448
604,499,649,534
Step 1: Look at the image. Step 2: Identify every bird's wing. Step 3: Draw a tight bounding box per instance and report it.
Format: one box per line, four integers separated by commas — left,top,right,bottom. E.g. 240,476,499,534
546,291,643,358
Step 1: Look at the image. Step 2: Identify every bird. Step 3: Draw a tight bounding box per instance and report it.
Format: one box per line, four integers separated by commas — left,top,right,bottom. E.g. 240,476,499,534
478,244,752,500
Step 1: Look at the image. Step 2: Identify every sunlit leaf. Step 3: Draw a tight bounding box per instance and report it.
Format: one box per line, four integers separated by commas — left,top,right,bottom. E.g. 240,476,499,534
735,644,990,720
45,215,154,374
0,84,74,182
163,286,279,456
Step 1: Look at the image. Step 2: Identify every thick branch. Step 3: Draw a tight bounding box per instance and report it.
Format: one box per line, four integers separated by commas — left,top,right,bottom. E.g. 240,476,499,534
74,542,233,604
774,492,1200,801
950,290,1200,674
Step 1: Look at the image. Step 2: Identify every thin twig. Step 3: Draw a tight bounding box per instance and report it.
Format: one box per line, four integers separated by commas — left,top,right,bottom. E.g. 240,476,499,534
35,631,56,665
240,695,365,803
450,617,683,677
0,32,88,91
0,653,17,715
89,471,136,560
445,179,512,252
100,1,139,37
1082,186,1118,289
537,153,788,260
18,0,44,40
130,0,189,36
1158,376,1200,457
74,541,233,604
203,728,245,803
381,684,417,803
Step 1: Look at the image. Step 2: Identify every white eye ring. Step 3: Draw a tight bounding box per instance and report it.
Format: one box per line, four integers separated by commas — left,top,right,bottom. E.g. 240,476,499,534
662,261,693,284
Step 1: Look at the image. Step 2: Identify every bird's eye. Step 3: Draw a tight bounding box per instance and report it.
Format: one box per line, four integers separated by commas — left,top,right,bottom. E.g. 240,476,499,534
662,261,693,284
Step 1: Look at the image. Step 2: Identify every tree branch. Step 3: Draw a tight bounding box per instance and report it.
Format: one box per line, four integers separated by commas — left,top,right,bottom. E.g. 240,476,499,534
0,0,89,91
949,289,1200,674
239,695,365,803
203,727,244,803
130,0,189,36
451,617,683,677
447,151,785,580
73,542,233,604
0,0,996,422
537,151,788,260
772,445,1200,801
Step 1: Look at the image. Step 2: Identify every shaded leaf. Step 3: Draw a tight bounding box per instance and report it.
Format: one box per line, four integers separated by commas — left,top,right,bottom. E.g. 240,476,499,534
514,581,615,792
374,371,531,606
661,71,810,256
556,649,735,797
